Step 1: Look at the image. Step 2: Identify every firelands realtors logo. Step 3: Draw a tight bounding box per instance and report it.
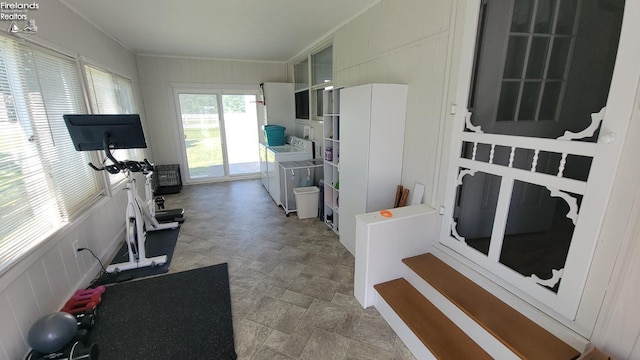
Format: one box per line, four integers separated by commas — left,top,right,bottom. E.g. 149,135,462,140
1,2,39,34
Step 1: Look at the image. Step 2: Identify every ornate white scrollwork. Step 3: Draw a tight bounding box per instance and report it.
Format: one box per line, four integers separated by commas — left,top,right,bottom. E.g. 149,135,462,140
558,107,605,141
464,110,483,133
508,146,515,168
451,169,477,243
529,268,564,288
531,149,539,172
456,168,477,185
557,153,568,177
547,187,579,225
451,220,466,243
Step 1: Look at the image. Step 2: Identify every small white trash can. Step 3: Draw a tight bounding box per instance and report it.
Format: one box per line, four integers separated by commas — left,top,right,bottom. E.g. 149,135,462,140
293,186,319,219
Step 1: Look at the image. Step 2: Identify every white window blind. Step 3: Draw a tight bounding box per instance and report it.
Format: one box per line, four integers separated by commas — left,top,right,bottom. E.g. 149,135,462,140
0,37,102,273
84,65,142,182
84,65,136,114
85,65,120,113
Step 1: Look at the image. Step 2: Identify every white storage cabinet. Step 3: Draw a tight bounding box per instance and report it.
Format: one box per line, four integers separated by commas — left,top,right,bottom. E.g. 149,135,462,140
261,82,295,132
339,84,408,255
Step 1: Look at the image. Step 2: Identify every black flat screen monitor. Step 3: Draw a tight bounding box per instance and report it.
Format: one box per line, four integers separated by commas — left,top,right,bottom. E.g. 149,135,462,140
63,114,147,151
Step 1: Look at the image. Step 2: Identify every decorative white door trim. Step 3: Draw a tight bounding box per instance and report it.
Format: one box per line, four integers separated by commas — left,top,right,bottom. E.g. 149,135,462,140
439,0,639,324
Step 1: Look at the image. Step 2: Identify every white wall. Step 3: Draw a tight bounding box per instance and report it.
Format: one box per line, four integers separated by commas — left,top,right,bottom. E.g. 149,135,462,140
332,0,453,207
0,2,142,359
590,80,640,358
136,55,289,166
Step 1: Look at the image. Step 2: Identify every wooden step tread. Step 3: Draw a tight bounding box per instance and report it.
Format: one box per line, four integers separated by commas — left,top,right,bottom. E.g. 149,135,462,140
403,253,580,360
375,278,492,360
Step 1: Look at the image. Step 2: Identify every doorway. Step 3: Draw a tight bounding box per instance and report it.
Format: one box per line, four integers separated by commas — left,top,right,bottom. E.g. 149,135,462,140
174,88,261,182
441,0,627,318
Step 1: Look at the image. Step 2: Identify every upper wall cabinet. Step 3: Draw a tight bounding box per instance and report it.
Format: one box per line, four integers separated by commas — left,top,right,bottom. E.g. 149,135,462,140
294,44,333,122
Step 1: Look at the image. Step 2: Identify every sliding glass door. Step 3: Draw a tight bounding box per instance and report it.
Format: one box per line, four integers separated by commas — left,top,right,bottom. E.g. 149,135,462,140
174,88,261,182
222,94,261,176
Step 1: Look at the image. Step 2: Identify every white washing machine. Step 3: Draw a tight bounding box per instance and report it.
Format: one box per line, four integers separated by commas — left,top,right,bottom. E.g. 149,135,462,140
266,136,313,205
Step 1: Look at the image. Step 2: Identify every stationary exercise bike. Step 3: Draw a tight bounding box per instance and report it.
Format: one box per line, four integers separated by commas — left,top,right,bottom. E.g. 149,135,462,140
63,114,185,273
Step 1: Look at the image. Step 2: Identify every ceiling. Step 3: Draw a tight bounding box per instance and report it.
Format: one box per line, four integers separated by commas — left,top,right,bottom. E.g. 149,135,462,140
60,0,379,62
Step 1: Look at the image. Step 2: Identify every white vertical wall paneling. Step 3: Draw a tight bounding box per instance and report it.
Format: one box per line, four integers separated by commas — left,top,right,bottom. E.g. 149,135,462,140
26,260,54,315
0,292,26,360
6,274,39,351
589,79,640,357
598,197,640,358
75,228,91,273
41,247,73,309
64,227,82,282
60,244,80,293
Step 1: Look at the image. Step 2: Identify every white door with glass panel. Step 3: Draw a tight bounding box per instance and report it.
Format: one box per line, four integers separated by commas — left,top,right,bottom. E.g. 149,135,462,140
174,89,261,182
441,0,636,319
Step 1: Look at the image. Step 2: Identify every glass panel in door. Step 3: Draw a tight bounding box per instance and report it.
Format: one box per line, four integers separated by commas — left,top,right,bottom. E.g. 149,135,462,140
177,93,225,178
222,94,260,175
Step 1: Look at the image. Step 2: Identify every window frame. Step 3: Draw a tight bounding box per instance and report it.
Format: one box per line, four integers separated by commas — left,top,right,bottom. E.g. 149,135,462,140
293,42,333,123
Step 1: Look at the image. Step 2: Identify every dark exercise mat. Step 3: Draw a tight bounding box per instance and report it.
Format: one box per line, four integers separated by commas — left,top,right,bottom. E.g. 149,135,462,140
89,263,237,360
92,227,180,286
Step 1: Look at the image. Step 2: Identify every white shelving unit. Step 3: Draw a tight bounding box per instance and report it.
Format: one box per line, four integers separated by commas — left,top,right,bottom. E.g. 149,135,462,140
322,88,341,234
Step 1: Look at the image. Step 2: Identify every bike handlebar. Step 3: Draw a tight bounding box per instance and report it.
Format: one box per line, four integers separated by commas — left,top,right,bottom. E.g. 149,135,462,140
88,159,154,174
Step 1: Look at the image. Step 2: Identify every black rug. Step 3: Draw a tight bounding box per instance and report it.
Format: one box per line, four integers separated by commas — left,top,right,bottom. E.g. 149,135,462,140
89,263,237,360
93,228,180,286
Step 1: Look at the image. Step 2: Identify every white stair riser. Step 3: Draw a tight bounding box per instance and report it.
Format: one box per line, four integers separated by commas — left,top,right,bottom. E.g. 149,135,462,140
403,267,520,360
373,290,437,360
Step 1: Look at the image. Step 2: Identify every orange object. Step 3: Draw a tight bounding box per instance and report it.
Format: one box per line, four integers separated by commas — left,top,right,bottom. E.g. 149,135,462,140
380,210,393,218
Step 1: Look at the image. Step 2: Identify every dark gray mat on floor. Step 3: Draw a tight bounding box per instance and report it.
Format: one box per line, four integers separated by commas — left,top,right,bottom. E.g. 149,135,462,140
89,263,237,360
93,227,180,286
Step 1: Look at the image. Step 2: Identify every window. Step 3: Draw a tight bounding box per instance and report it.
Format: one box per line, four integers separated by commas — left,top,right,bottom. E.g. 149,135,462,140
294,59,310,119
85,65,136,114
312,46,333,86
294,59,309,91
84,64,141,182
294,44,333,121
487,0,579,122
0,36,102,273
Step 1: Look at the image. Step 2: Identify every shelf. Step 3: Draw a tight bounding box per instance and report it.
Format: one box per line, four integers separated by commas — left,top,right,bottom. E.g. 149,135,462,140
323,87,341,235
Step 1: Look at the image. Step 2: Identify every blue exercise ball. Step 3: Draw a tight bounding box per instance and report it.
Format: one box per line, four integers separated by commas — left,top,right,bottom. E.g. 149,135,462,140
27,312,77,353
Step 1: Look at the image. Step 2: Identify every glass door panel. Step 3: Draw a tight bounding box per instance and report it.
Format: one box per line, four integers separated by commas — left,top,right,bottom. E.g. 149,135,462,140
222,94,260,176
177,93,225,179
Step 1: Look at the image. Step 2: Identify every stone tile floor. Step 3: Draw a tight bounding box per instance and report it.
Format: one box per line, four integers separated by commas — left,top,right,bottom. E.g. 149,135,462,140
164,179,416,360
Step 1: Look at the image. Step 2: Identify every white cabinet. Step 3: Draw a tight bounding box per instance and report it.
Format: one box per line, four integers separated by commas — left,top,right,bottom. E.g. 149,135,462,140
322,88,341,234
261,82,295,133
339,84,408,255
